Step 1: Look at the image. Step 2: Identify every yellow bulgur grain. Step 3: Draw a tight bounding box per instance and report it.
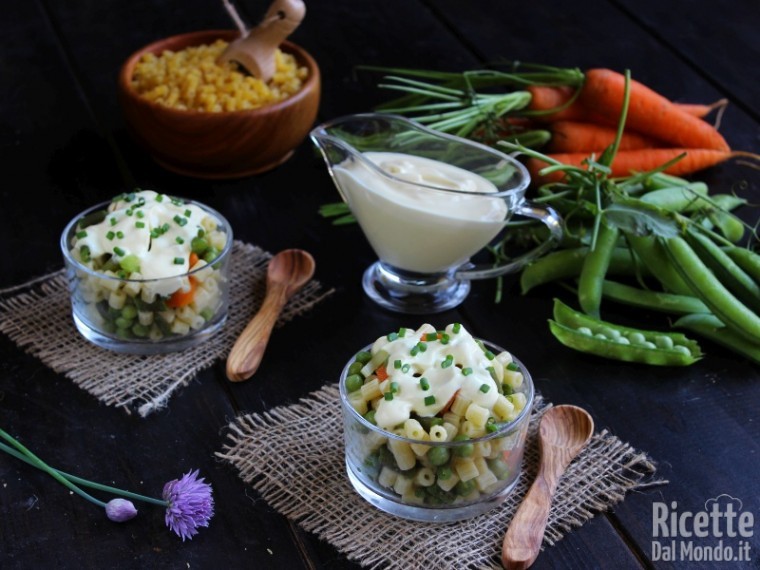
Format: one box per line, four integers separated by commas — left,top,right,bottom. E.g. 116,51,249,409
131,40,307,112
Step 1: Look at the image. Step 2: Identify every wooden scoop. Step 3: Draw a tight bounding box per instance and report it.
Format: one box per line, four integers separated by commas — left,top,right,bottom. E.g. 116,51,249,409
218,0,306,82
226,249,315,382
501,405,594,570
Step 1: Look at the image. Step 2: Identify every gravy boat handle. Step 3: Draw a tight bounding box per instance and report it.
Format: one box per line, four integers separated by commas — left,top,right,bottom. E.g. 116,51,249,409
455,202,563,280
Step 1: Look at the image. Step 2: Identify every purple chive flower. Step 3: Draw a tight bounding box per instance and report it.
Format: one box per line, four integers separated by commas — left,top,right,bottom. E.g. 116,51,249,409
162,469,214,541
105,498,138,522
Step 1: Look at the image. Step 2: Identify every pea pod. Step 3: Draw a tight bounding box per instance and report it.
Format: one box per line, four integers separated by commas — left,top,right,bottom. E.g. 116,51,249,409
550,299,702,366
640,184,709,212
661,236,760,344
675,313,760,366
724,247,760,283
685,229,760,313
520,246,646,294
601,280,709,315
625,233,692,295
578,222,619,317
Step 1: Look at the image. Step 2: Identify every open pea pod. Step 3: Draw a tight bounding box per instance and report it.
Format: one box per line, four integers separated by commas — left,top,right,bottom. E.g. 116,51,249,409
549,298,702,366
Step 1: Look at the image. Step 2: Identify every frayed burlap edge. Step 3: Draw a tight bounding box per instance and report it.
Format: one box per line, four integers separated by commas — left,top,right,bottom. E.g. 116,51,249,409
0,241,334,417
217,383,665,570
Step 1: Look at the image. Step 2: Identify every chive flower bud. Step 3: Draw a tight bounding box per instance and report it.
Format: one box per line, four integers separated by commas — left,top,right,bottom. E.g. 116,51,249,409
105,498,138,522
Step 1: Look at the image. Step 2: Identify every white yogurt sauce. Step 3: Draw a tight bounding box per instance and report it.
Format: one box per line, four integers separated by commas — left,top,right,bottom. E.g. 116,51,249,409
333,152,509,273
372,323,499,429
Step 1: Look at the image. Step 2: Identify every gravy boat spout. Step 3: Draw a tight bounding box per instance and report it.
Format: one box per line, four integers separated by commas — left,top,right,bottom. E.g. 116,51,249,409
310,114,562,315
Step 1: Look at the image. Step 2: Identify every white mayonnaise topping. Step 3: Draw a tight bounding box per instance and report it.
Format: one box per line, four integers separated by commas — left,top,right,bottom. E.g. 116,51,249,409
372,323,499,429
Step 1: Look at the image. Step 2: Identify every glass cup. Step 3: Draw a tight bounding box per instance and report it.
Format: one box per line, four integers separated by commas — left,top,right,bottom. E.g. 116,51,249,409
60,199,233,354
339,340,534,523
311,114,562,314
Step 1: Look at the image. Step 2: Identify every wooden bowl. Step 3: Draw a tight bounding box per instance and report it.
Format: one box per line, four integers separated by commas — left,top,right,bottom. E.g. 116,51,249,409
118,30,321,179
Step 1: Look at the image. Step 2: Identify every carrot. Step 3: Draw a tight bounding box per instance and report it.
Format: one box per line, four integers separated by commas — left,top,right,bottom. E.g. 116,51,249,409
579,69,730,151
527,148,744,183
527,85,588,122
189,252,199,267
548,121,660,153
376,365,389,381
167,276,198,308
677,99,728,119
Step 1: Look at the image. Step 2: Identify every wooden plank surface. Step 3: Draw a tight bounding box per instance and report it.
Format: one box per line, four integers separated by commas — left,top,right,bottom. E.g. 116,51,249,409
1,0,758,568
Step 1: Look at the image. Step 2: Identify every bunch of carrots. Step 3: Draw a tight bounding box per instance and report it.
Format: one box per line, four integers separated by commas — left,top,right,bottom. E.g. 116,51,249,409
364,64,755,181
524,68,746,182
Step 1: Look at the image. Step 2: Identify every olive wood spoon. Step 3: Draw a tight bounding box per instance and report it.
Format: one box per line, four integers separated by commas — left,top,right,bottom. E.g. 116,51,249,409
501,405,594,570
226,249,314,382
218,0,306,82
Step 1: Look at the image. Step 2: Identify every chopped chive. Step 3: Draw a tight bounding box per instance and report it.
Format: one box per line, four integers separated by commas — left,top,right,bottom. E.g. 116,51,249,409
417,342,427,353
410,346,419,357
424,395,436,406
155,194,164,202
479,383,490,393
184,209,192,217
75,230,88,239
171,198,183,206
487,366,498,381
110,217,118,226
79,245,91,262
394,359,402,369
136,210,144,219
197,228,205,238
441,354,453,368
173,215,188,227
507,362,520,372
150,229,160,238
452,323,461,333
124,193,135,202
116,231,125,239
173,257,184,265
398,327,406,337
113,246,125,257
176,236,185,245
161,223,170,233
125,209,133,216
484,350,495,360
401,363,411,373
440,333,450,345
384,392,394,401
390,382,399,393
135,221,145,229
419,377,430,391
387,332,399,342
106,231,115,240
462,367,473,376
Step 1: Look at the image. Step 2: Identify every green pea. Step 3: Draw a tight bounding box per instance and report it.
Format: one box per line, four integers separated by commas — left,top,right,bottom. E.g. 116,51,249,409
131,323,149,337
200,308,214,321
427,446,450,466
348,361,364,375
454,479,476,496
114,316,133,329
191,236,209,255
577,327,592,336
673,345,691,356
345,374,363,392
437,465,453,480
452,434,474,457
355,351,372,364
363,409,376,425
616,336,631,345
628,332,646,345
121,304,138,320
202,247,220,263
487,457,511,480
655,335,674,350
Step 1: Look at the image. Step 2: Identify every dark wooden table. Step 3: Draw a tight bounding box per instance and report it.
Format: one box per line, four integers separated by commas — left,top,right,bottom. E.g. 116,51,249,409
2,1,758,568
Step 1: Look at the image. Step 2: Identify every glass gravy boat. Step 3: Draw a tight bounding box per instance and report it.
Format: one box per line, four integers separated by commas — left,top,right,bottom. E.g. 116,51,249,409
311,114,562,314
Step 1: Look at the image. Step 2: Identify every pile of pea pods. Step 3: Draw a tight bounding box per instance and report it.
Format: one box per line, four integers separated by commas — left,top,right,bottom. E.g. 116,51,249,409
517,171,760,366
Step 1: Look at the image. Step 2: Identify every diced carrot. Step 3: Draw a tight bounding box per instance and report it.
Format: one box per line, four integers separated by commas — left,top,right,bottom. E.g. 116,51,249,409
376,365,389,381
166,276,198,308
441,389,460,414
189,252,199,267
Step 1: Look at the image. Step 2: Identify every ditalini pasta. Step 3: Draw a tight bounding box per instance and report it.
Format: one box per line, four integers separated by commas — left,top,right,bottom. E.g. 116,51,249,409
341,323,533,509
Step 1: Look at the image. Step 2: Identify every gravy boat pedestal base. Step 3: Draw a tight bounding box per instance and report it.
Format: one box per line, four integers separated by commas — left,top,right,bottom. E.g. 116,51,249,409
362,262,470,314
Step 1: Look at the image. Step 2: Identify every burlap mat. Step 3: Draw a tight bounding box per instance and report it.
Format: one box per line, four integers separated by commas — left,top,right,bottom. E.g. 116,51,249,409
217,384,663,569
0,241,333,417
